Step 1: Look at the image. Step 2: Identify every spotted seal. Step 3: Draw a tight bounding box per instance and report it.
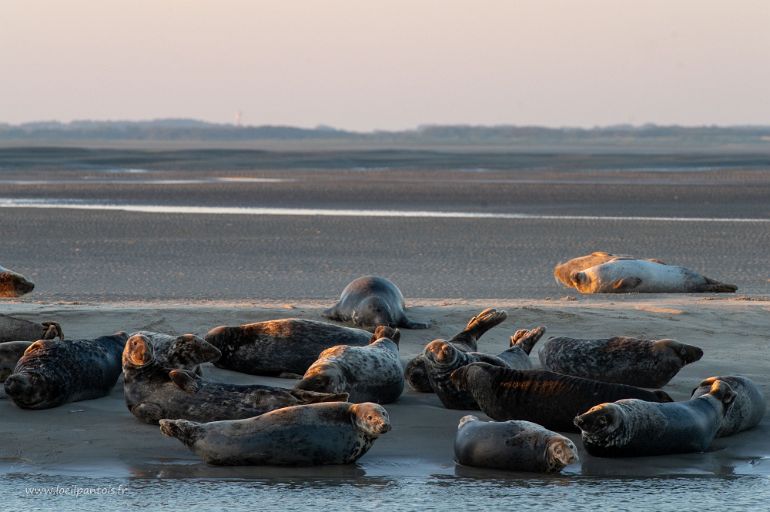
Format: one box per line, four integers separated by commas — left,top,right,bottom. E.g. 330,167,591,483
450,362,673,432
205,318,374,377
122,333,348,424
566,258,737,293
0,265,35,298
159,401,391,466
575,379,735,456
454,415,578,472
0,314,63,343
405,307,508,393
423,326,544,409
323,276,429,330
4,332,128,409
131,331,220,375
539,336,703,388
295,326,404,404
691,375,765,437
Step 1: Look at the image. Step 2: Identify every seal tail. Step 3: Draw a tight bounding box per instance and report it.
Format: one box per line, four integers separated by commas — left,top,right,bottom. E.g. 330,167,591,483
449,308,507,348
701,277,738,293
159,419,204,447
291,389,349,404
509,326,546,355
399,317,430,329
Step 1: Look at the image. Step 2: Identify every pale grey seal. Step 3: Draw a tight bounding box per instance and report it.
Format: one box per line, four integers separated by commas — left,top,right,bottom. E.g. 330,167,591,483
575,379,735,457
295,326,404,404
538,336,703,388
4,332,128,409
691,375,765,437
454,415,578,472
450,362,673,432
0,265,35,298
0,314,63,343
323,276,429,330
122,333,348,424
159,401,391,466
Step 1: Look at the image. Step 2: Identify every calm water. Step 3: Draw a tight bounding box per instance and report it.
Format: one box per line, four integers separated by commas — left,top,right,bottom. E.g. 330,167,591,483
3,472,768,511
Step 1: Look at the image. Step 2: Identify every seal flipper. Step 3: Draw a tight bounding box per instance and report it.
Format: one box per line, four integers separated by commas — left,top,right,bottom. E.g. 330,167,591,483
132,402,164,424
322,304,342,321
290,389,349,404
612,277,642,291
509,326,546,355
700,277,738,293
169,369,202,394
449,308,508,348
40,322,63,340
398,317,430,329
159,419,204,448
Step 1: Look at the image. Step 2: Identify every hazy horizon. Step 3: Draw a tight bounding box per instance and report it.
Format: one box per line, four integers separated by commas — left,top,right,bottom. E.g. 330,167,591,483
2,0,769,130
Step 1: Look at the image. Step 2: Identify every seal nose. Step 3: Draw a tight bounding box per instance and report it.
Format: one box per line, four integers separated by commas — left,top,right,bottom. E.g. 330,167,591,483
573,414,585,429
4,373,32,398
17,279,35,294
378,421,392,434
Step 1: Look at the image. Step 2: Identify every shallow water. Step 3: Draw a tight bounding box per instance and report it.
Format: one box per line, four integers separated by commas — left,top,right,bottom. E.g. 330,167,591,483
4,472,768,512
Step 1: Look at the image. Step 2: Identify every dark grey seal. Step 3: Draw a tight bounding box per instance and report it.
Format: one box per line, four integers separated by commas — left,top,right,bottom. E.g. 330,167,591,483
450,362,673,432
323,276,429,330
691,375,765,437
575,379,735,457
0,265,35,298
123,333,347,424
423,327,544,410
405,307,508,393
454,415,578,472
205,318,374,377
538,336,703,388
0,341,33,383
295,326,404,404
0,314,63,343
4,332,128,409
131,331,221,375
159,402,391,466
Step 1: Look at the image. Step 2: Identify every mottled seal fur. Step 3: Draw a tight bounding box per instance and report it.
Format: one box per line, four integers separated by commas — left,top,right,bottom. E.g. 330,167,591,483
423,327,544,410
122,333,347,424
450,362,673,432
295,326,404,404
575,379,735,457
539,336,703,388
454,415,578,472
205,319,373,376
567,258,737,294
4,332,128,409
131,331,221,375
323,276,429,330
0,314,63,343
0,265,35,298
691,375,765,437
159,401,391,466
405,307,508,393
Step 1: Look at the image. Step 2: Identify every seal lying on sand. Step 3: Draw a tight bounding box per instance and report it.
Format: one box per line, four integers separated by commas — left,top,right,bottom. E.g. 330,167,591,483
323,276,429,330
564,258,737,294
160,402,391,466
295,326,404,404
4,332,127,409
205,319,373,377
691,375,765,437
423,327,544,410
405,307,508,393
131,331,221,375
454,415,578,472
122,333,347,424
0,265,35,298
553,252,634,288
539,336,703,388
0,314,63,343
0,341,33,383
575,379,735,457
450,362,672,432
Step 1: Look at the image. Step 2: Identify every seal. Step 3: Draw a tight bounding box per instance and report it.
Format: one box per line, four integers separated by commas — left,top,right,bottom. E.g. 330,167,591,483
122,333,348,424
0,314,63,343
0,341,33,383
538,336,703,388
4,332,128,409
454,415,579,472
205,318,374,377
691,375,765,437
323,276,429,330
553,252,634,288
450,362,673,432
159,401,391,466
0,265,35,298
131,331,221,375
405,307,508,393
423,326,545,410
567,259,737,293
575,379,735,457
295,326,404,404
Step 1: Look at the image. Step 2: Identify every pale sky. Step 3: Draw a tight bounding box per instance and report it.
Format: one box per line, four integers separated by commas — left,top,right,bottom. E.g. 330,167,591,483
1,0,769,130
